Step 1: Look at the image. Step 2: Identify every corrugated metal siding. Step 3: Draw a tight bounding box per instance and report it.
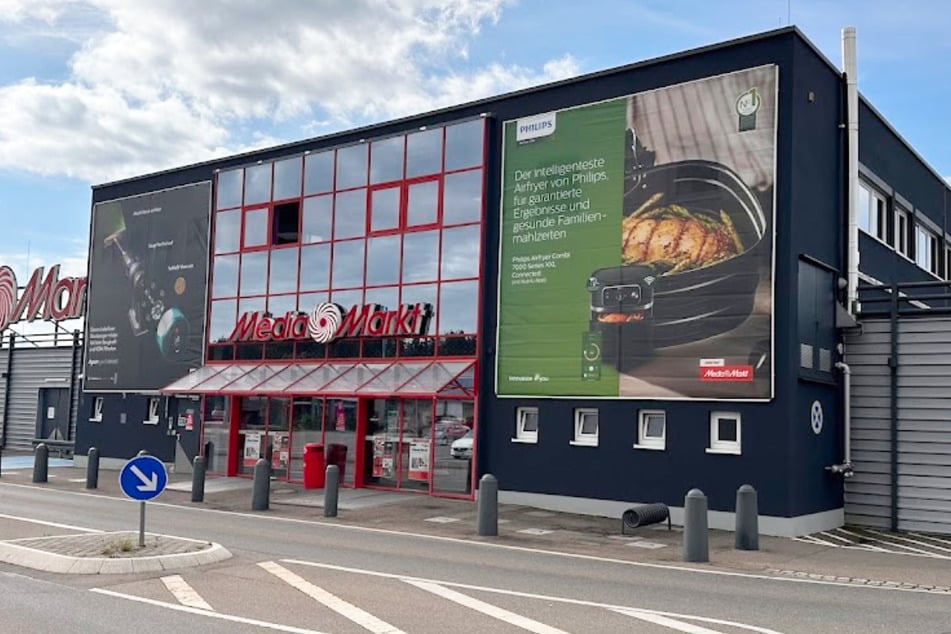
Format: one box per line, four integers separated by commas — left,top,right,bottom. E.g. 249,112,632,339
0,348,8,445
846,317,951,534
4,347,75,450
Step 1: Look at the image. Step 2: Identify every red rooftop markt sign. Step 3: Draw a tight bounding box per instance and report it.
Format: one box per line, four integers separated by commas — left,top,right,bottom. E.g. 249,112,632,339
228,302,433,344
0,264,87,332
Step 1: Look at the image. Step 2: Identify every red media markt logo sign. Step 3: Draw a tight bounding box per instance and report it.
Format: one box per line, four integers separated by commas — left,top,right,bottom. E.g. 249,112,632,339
0,264,87,332
228,302,433,344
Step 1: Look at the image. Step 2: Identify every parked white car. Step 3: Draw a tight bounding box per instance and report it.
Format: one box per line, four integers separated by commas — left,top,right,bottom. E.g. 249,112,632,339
450,430,473,459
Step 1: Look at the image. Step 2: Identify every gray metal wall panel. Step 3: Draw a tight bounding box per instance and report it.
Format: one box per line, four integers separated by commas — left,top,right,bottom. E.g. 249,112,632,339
0,348,7,444
5,347,74,450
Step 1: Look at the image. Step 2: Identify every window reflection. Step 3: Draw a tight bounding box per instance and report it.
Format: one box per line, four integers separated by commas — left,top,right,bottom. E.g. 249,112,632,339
273,157,302,200
331,239,365,288
244,208,269,247
336,144,368,190
365,285,398,310
331,288,363,308
299,292,329,313
240,251,268,296
269,247,299,294
299,244,330,291
439,280,478,334
370,135,404,184
304,151,334,195
401,231,438,283
443,169,482,225
302,195,332,243
366,235,400,286
334,189,367,239
244,163,272,205
215,209,241,254
440,225,481,280
209,299,237,342
407,180,438,226
402,284,436,333
216,169,243,210
445,120,484,172
239,296,266,315
212,254,239,298
406,128,442,178
370,187,400,232
267,294,298,317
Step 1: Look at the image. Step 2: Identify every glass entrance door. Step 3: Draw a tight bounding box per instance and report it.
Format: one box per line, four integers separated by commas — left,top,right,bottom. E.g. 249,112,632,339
364,398,433,491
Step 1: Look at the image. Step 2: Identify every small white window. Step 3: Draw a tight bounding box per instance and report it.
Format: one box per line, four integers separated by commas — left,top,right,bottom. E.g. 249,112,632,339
894,206,910,257
945,246,951,282
707,411,741,455
634,410,666,450
145,397,160,425
513,407,539,443
90,397,104,422
571,408,599,446
857,183,887,243
916,225,939,276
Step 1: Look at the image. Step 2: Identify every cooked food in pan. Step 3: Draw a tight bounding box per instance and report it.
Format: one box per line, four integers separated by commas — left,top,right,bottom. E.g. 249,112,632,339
621,192,744,274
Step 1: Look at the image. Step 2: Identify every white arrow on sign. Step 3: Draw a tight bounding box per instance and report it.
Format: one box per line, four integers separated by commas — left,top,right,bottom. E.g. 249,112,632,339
130,464,158,492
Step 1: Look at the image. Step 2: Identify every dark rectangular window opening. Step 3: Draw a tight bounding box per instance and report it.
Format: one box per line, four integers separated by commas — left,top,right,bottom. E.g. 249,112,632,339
273,201,301,245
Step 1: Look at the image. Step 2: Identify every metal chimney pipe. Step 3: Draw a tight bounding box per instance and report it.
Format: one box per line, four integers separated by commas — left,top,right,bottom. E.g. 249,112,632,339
843,27,860,316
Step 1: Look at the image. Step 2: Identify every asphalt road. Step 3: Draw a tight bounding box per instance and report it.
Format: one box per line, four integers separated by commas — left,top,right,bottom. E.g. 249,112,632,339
2,483,951,633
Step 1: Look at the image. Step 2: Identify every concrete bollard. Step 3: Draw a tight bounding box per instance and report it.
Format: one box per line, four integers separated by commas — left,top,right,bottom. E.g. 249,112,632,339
477,474,498,537
33,443,49,483
86,447,100,489
0,444,3,478
735,484,759,551
324,465,339,518
683,488,709,563
191,455,206,503
251,458,270,511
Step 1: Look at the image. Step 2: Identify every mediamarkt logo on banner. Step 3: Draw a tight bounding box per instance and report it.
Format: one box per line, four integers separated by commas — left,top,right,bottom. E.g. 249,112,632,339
228,302,433,344
0,265,87,332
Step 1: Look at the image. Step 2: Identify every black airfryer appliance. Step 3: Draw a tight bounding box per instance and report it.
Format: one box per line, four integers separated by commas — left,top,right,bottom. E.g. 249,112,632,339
586,265,656,371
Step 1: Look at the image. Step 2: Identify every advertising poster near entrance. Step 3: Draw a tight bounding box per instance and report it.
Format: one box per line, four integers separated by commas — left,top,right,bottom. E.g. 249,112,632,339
85,183,212,392
243,432,261,468
496,66,777,400
408,441,430,481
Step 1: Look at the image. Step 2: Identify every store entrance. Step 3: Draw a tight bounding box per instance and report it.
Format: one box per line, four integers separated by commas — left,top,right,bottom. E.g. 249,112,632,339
364,399,432,492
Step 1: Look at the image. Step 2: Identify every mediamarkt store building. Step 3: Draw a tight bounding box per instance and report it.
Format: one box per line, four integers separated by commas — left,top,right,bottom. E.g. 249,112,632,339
77,27,951,536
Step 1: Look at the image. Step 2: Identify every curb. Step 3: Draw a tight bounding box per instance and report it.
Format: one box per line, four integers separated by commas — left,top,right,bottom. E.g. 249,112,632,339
0,532,232,575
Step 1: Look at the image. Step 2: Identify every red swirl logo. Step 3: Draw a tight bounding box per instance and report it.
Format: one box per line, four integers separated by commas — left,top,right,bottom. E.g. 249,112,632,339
0,266,17,332
308,302,342,343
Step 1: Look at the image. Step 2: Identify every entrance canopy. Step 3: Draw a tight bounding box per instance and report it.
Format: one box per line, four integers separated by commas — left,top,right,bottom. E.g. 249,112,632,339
161,360,476,398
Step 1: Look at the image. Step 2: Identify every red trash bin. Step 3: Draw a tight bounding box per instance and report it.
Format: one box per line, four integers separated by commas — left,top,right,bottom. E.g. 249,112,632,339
302,443,325,489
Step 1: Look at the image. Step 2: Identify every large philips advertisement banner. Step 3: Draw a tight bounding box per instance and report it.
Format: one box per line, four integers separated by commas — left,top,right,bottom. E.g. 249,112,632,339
496,66,777,400
85,183,212,392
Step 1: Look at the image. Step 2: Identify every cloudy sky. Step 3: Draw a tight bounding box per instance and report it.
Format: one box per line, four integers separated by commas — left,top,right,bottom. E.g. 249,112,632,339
0,0,949,284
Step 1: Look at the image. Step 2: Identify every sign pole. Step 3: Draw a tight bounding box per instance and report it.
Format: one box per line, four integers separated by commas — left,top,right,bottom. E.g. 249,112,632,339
118,455,167,549
139,501,146,547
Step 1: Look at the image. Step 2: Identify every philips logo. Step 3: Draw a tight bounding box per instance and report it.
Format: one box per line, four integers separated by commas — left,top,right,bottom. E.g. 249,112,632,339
516,112,556,142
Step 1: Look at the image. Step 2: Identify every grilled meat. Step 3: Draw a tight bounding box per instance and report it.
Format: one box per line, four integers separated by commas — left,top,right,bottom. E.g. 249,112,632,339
621,193,743,273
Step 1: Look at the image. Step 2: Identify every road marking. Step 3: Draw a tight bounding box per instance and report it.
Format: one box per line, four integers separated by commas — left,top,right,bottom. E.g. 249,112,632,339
0,481,940,595
518,528,554,535
0,512,102,533
90,588,327,633
612,607,731,633
405,579,568,634
259,561,406,634
866,529,951,556
283,559,784,634
161,574,213,610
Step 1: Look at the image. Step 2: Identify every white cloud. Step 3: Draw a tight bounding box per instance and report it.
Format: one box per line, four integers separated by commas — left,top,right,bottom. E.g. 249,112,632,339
0,0,579,183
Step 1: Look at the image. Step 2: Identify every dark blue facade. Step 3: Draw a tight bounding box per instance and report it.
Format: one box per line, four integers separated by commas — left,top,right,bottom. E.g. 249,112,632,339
82,27,951,531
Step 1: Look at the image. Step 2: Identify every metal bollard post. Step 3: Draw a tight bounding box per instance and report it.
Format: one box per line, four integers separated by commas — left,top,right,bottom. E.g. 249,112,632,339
251,458,270,511
137,449,149,457
735,484,759,551
0,444,3,478
191,455,206,503
86,447,100,489
324,465,339,517
683,488,709,563
477,474,498,537
33,443,49,483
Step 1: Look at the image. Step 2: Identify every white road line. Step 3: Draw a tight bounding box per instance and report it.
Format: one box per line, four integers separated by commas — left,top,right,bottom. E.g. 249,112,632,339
282,559,785,633
865,529,951,557
818,531,855,544
405,579,568,634
161,574,214,611
259,561,406,634
907,532,951,548
792,535,839,547
826,529,889,552
0,512,103,533
89,588,327,633
0,481,939,594
612,607,731,633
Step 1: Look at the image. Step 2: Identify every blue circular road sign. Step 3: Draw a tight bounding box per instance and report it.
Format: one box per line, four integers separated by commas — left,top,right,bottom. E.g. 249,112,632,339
119,455,168,501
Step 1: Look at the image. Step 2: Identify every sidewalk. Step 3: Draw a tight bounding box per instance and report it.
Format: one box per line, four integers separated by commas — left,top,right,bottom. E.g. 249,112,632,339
2,459,951,592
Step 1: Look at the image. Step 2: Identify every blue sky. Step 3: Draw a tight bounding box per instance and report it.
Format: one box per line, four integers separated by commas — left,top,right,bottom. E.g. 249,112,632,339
0,0,948,284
